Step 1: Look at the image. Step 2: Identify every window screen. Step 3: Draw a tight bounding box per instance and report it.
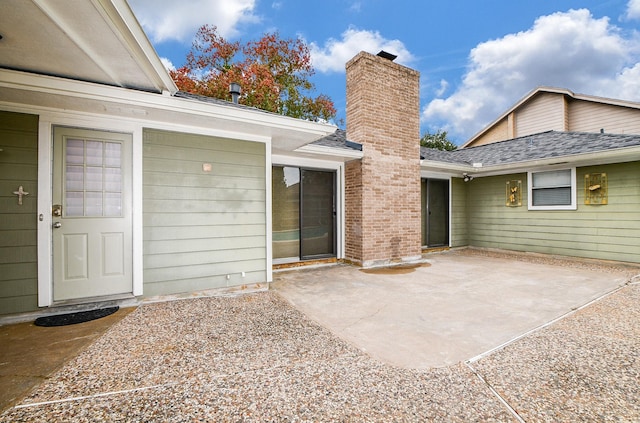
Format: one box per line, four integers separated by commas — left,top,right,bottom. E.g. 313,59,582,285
531,169,572,207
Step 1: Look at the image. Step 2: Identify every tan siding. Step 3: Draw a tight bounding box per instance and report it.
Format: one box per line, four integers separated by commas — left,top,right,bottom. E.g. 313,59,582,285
0,111,39,315
516,93,566,137
468,163,640,263
472,118,509,146
450,178,468,247
563,96,570,131
568,100,640,134
143,129,267,296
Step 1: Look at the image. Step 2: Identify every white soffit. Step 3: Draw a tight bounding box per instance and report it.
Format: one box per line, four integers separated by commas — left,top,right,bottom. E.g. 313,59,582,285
0,0,176,94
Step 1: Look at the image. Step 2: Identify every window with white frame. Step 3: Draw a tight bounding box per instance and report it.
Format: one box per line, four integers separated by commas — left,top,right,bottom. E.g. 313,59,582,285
528,168,577,210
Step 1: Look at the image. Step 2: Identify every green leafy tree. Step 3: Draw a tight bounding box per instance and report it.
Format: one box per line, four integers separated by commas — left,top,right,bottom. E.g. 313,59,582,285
420,130,457,151
170,25,336,122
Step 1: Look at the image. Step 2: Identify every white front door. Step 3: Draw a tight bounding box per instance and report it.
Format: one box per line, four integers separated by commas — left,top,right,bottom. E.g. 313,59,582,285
52,127,132,301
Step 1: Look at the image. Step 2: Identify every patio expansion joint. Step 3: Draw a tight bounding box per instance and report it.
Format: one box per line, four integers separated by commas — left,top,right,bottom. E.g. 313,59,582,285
464,361,525,423
12,382,181,410
10,352,359,412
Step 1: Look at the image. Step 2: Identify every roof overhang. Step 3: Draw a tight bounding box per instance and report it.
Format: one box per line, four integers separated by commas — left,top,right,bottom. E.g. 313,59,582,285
0,69,336,150
0,0,177,94
421,145,640,178
291,143,364,162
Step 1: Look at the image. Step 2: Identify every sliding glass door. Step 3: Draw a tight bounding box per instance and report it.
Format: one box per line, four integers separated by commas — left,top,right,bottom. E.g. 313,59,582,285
273,166,336,262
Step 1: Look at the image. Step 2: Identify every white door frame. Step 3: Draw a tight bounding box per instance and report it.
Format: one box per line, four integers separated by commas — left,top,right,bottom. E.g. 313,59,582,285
37,113,144,307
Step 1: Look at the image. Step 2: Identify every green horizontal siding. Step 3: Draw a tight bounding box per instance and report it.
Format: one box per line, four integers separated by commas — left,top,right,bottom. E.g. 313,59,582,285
450,177,468,247
0,111,39,315
143,129,267,296
467,163,640,263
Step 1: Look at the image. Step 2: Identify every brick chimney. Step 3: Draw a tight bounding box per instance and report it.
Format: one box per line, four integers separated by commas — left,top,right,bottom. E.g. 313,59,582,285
344,51,422,267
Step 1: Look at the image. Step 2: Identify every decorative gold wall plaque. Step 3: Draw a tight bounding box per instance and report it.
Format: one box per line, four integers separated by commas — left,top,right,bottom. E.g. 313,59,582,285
584,173,607,205
506,180,522,207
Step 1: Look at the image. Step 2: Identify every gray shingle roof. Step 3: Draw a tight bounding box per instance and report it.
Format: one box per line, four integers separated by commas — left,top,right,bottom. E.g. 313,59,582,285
174,91,269,113
311,129,363,151
421,131,640,166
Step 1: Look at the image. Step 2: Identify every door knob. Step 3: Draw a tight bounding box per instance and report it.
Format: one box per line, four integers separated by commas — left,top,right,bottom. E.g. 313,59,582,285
53,222,62,229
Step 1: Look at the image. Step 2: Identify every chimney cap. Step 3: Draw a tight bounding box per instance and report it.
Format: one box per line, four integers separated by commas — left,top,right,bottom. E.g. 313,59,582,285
377,50,397,61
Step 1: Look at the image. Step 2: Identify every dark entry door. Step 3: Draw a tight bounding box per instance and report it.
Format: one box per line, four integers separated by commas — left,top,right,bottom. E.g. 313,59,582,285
422,179,449,247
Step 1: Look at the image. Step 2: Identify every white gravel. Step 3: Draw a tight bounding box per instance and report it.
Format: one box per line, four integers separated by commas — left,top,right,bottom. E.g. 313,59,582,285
2,293,513,422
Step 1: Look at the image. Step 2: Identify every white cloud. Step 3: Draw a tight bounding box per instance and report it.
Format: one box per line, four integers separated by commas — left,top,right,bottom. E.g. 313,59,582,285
160,57,175,71
626,0,640,20
128,0,258,43
422,9,640,141
349,2,363,13
435,79,449,97
309,27,416,73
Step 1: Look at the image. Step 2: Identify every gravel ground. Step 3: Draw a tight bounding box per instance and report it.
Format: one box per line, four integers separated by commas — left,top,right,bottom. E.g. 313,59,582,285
2,249,638,422
1,293,514,422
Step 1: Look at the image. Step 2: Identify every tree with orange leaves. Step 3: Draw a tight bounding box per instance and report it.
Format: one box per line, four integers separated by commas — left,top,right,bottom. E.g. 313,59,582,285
170,25,336,122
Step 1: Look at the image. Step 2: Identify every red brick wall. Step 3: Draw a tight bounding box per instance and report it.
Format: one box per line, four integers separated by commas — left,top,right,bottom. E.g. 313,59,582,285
345,52,422,266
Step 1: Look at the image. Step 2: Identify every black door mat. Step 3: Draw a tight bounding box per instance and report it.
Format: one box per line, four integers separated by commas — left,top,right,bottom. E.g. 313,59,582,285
34,306,119,327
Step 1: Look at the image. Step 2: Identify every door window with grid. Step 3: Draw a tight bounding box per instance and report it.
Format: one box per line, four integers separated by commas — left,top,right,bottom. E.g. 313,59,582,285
64,138,122,217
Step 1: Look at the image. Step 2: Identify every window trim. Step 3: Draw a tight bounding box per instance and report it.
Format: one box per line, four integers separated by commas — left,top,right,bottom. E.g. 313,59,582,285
527,168,577,210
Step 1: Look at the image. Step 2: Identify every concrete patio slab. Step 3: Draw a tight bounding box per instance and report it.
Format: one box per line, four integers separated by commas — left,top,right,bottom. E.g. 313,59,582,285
272,249,631,369
0,307,135,413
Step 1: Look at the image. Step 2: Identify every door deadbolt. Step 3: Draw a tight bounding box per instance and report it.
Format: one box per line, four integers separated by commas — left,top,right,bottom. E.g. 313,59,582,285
52,204,62,217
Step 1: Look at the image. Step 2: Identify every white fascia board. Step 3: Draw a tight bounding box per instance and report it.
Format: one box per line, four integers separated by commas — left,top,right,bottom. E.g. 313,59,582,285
272,154,345,170
420,169,457,179
0,69,335,140
294,144,364,161
421,160,472,173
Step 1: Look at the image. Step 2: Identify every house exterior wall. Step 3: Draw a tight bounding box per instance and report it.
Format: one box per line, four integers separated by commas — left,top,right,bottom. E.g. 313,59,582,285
467,91,640,147
142,129,267,296
0,111,39,315
344,159,363,260
345,52,421,266
569,99,640,134
515,92,567,137
472,118,509,146
450,177,469,247
466,162,640,263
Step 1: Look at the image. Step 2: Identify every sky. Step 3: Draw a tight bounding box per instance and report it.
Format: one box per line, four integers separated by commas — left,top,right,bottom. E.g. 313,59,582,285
128,0,640,145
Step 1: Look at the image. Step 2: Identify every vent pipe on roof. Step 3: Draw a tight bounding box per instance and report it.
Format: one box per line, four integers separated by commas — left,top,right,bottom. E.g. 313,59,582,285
229,82,241,104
